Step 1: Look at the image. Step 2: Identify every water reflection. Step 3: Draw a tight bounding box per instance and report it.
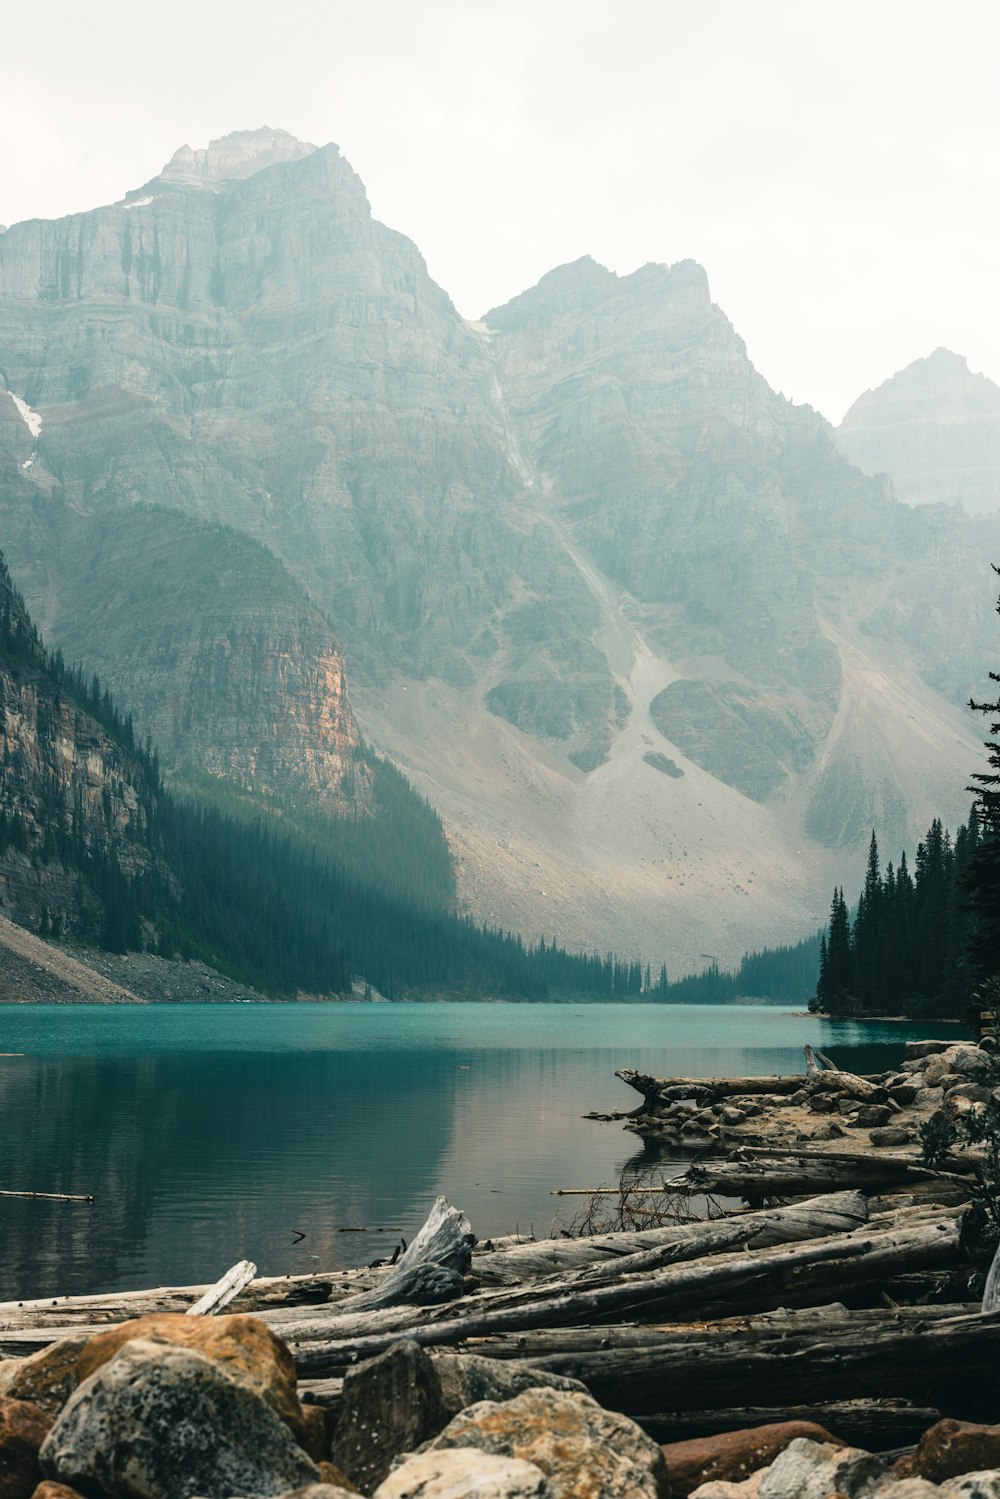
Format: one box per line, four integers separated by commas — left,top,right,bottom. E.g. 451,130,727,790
0,1004,969,1299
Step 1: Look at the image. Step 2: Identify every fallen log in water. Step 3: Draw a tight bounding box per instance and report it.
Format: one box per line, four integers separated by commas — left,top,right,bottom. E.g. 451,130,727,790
615,1069,808,1109
659,1155,957,1200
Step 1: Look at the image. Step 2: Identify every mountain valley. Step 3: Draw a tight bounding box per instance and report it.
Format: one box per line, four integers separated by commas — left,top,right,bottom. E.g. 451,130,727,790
1,128,997,972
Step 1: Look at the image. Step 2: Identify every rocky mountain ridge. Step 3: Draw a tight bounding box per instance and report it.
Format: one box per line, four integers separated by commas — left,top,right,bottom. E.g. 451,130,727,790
837,349,1000,515
1,129,997,969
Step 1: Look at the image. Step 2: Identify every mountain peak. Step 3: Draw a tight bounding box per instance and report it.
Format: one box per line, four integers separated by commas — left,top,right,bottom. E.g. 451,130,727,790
160,128,318,185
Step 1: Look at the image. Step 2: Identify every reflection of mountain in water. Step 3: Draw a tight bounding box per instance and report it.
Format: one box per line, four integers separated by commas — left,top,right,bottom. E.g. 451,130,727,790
0,1049,459,1297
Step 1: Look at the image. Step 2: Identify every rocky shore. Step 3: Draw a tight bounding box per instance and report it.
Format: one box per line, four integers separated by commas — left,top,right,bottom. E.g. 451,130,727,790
0,914,265,1004
3,1038,1000,1498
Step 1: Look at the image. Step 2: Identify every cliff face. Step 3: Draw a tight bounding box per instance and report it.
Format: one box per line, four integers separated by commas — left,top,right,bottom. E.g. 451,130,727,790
837,349,1000,515
0,486,362,809
2,130,999,968
0,565,157,935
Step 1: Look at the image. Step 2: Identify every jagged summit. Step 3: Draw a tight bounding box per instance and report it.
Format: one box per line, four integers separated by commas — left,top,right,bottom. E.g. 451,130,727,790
159,128,319,185
837,348,1000,514
487,254,710,328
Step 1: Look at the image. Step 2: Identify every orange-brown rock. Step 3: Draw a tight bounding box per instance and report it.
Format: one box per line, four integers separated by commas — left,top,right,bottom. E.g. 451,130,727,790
662,1420,841,1496
0,1397,52,1499
893,1419,1000,1482
1,1315,304,1440
0,1341,92,1418
28,1485,84,1499
76,1315,304,1438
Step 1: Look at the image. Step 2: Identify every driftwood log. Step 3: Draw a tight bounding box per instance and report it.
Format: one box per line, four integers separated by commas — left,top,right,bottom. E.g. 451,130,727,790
329,1196,475,1312
515,1308,1000,1429
186,1260,257,1316
286,1214,963,1375
472,1190,868,1286
615,1069,808,1110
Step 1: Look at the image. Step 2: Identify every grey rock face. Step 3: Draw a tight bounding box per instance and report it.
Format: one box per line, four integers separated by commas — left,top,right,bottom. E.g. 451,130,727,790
838,349,1000,515
39,1338,320,1499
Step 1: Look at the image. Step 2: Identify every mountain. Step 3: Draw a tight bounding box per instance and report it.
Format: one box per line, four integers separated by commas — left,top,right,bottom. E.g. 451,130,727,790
0,550,640,999
1,130,997,971
837,349,1000,515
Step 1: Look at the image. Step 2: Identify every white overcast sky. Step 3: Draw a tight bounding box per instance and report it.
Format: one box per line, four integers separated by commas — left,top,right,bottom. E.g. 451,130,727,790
1,0,997,421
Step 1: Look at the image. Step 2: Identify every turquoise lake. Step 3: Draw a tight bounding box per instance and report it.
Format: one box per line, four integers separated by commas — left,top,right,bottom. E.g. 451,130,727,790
0,1002,970,1299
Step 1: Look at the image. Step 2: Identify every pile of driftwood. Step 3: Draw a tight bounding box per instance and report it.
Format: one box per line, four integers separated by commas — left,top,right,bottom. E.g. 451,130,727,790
2,1039,997,1452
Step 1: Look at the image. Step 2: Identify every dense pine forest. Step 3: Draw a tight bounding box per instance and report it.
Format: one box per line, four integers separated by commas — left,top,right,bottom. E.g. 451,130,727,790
0,554,674,999
653,932,822,1005
813,820,982,1019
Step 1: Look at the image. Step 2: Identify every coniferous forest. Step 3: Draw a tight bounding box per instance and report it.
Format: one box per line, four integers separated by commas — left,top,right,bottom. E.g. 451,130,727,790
0,554,673,999
812,819,982,1019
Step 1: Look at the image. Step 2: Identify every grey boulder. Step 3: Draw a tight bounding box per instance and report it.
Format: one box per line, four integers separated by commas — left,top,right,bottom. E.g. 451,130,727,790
39,1338,320,1499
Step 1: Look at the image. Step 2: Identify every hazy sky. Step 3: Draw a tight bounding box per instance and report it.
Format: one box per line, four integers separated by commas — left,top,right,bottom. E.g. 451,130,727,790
2,0,997,421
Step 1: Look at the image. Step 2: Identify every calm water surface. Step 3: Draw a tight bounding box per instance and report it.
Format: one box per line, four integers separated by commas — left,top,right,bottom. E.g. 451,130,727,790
0,1002,970,1299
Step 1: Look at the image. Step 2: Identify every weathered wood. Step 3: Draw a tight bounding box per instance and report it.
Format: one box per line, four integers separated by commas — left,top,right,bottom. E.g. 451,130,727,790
981,1233,1000,1312
475,1191,868,1286
810,1071,889,1104
185,1260,257,1316
615,1069,806,1107
0,1189,94,1203
287,1217,962,1375
519,1309,1000,1426
0,1266,389,1333
641,1400,944,1448
329,1196,475,1312
667,1156,955,1199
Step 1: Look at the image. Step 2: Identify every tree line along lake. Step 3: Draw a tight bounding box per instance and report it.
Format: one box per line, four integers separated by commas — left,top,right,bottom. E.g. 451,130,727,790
0,1001,970,1301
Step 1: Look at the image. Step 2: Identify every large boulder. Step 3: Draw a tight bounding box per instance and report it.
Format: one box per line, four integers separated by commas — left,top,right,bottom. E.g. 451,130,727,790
374,1447,553,1497
39,1338,320,1499
427,1387,670,1498
76,1314,305,1436
1,1315,304,1438
330,1341,589,1493
330,1341,448,1493
895,1420,1000,1483
661,1421,840,1496
433,1354,588,1417
758,1439,885,1499
0,1398,52,1499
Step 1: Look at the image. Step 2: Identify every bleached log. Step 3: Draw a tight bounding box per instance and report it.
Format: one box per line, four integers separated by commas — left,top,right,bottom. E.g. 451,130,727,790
473,1190,867,1286
331,1196,475,1312
185,1260,257,1316
287,1217,962,1375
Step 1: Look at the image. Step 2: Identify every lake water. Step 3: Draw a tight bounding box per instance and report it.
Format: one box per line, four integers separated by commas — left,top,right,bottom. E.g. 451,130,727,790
0,1002,970,1300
